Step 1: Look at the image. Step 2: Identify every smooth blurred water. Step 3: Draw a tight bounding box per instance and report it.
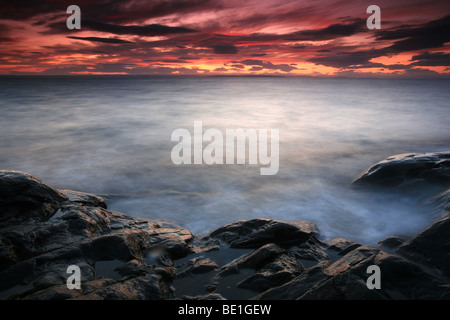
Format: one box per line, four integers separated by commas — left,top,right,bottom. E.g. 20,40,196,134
1,76,449,244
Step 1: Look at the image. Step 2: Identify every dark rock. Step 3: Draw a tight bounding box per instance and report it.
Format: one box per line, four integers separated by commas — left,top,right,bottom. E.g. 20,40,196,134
378,235,410,252
254,266,330,300
428,188,450,213
33,262,94,290
289,238,329,266
0,171,68,222
59,205,112,237
191,238,221,253
396,214,450,278
371,252,450,299
237,253,304,292
352,152,450,188
145,249,173,267
88,233,142,261
256,245,450,300
147,225,194,259
326,238,361,254
60,190,107,209
187,258,218,274
209,219,319,249
182,293,226,300
310,246,450,300
177,257,218,277
300,272,387,300
211,241,321,295
148,221,196,258
0,171,194,300
0,259,36,292
263,253,305,275
222,244,283,270
237,269,296,293
22,284,82,300
72,274,170,300
152,266,177,281
270,246,380,300
113,259,145,278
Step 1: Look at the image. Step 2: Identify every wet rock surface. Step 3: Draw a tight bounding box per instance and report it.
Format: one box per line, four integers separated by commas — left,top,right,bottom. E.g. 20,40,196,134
0,171,192,300
352,151,450,189
1,151,450,300
0,171,68,222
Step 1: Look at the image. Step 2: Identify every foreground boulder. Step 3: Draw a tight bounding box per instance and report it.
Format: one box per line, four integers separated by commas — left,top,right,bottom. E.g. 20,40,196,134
255,245,450,300
0,171,194,300
0,171,68,222
208,218,320,248
396,213,450,278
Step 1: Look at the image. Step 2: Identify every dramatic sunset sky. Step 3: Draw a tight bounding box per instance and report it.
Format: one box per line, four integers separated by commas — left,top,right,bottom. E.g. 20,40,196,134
1,0,449,76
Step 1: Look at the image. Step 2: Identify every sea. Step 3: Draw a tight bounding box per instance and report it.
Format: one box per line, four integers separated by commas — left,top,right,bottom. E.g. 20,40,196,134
1,76,449,244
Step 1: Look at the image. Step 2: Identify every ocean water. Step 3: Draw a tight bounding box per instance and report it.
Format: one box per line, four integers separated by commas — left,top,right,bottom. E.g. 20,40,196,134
0,76,449,244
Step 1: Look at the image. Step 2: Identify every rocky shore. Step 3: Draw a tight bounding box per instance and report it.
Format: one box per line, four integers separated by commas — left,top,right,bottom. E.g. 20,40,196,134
0,151,449,300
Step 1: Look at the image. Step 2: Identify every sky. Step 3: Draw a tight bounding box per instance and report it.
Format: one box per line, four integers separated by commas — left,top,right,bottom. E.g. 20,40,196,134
0,0,449,77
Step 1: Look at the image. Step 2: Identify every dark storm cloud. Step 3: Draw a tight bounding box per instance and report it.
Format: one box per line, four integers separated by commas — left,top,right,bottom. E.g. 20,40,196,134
236,59,297,72
290,45,306,50
222,5,321,31
0,0,218,23
67,36,133,44
410,52,450,67
212,43,238,54
398,68,446,78
0,37,16,43
0,0,61,20
228,64,245,69
0,23,16,43
308,51,380,69
211,19,367,44
178,56,200,60
284,19,366,41
249,66,264,71
142,59,189,64
309,51,413,70
165,18,368,48
45,20,197,36
82,20,197,36
377,15,450,52
307,15,450,70
102,0,219,24
118,18,365,59
376,64,411,70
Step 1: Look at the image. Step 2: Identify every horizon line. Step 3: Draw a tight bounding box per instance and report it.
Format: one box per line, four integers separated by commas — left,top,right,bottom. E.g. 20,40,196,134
1,74,449,80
